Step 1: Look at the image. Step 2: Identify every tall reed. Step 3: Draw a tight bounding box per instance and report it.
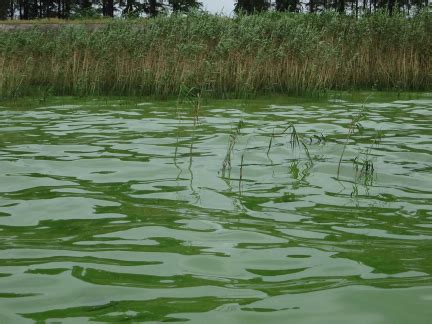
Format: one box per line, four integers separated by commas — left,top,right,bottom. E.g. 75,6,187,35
0,11,431,98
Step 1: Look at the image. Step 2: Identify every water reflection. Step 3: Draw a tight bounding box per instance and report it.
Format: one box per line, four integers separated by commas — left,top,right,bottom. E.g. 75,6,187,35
0,94,431,322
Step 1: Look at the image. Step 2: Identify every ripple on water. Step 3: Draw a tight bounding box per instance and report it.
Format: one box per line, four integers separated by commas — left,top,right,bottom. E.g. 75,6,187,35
0,95,431,323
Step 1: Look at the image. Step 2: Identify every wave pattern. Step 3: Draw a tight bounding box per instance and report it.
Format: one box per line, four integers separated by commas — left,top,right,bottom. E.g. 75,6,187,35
0,95,431,323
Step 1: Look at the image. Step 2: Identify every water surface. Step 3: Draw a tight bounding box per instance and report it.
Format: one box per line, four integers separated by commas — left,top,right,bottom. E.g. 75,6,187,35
0,94,431,323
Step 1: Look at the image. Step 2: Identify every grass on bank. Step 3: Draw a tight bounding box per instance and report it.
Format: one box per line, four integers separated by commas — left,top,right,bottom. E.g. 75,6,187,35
0,11,431,98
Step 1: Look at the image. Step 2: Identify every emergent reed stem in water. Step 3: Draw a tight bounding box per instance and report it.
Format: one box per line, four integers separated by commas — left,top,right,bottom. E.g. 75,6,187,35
0,11,431,98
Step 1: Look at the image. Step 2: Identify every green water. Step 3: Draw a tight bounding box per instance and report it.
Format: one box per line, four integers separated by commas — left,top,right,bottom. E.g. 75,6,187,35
0,94,431,323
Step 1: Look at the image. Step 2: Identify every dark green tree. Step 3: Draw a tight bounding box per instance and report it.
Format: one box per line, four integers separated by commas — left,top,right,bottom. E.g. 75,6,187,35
336,0,346,13
275,0,299,12
122,0,143,17
81,0,92,10
4,0,431,20
234,0,270,14
102,0,114,17
169,0,202,12
144,0,165,17
387,0,395,15
0,0,9,19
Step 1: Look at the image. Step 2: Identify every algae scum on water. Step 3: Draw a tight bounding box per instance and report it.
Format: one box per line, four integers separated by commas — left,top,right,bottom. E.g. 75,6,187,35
0,93,431,323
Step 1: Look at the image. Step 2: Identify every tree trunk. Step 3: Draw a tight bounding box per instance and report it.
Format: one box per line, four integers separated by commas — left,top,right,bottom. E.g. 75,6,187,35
103,0,114,17
65,0,71,18
124,0,134,15
275,0,298,12
22,0,29,19
309,0,315,13
338,0,346,13
387,0,395,15
149,0,159,17
0,0,9,19
10,0,14,19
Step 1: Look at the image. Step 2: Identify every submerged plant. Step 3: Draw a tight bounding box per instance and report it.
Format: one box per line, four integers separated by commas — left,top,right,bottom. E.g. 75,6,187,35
337,104,368,178
353,130,382,186
267,122,313,163
239,152,245,193
289,159,313,183
174,85,203,182
221,120,245,178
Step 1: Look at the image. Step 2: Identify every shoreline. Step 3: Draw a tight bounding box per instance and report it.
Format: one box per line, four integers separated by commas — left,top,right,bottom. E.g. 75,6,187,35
1,13,431,98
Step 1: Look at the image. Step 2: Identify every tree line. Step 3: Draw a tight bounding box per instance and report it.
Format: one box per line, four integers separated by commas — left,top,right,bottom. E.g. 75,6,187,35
0,1,201,19
235,1,429,15
0,0,429,20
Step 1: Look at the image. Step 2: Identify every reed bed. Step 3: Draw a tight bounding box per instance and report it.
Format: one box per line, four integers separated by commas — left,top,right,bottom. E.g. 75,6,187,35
0,11,431,98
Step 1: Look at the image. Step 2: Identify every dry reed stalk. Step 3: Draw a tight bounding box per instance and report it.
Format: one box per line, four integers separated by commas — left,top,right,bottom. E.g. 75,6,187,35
1,12,430,97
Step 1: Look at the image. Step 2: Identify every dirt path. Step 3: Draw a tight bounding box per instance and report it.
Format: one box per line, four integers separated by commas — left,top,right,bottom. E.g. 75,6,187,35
0,23,107,31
